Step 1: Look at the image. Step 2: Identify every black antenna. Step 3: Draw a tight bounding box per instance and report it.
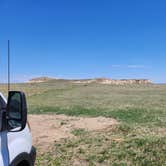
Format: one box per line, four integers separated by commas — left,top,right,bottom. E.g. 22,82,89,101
8,40,10,92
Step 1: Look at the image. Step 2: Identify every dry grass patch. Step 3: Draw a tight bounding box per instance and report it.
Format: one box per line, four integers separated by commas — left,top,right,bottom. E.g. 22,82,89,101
28,114,118,153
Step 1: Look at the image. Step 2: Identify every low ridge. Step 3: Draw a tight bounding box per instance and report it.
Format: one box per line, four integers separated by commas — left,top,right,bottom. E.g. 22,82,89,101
28,77,152,84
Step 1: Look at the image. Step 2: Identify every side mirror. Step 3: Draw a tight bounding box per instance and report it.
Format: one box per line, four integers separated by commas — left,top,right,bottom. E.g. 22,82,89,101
7,91,27,132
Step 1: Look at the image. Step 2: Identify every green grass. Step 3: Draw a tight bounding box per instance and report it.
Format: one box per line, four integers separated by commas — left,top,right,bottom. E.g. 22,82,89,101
0,82,166,165
29,106,165,127
36,125,166,166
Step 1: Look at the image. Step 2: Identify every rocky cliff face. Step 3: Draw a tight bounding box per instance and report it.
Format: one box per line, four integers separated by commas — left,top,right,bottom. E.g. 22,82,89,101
74,78,152,85
99,79,151,85
28,77,152,85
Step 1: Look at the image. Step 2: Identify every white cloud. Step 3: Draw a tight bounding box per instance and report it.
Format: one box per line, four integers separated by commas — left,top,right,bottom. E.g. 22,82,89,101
111,65,122,68
111,65,147,69
126,65,145,69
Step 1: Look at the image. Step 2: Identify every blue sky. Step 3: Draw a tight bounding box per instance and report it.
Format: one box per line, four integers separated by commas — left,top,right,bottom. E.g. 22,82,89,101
0,0,166,83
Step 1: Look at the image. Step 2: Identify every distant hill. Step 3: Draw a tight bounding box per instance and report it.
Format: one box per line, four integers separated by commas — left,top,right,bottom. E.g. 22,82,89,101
28,77,56,83
28,77,152,85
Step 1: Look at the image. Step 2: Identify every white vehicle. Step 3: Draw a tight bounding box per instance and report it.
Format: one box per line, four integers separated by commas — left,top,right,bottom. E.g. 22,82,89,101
0,91,36,166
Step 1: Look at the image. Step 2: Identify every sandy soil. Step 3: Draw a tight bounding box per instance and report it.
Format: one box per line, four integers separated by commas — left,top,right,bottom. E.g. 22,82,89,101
28,114,118,152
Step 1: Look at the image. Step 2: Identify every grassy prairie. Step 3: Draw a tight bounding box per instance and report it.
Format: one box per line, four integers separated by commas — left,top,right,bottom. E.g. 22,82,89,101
1,81,166,165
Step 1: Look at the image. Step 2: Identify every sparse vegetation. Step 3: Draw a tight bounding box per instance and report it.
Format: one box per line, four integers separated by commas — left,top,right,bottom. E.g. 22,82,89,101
36,126,166,166
1,81,166,165
71,128,88,136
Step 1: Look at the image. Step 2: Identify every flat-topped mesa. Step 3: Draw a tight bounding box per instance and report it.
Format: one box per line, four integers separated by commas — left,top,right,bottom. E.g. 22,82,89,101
73,78,152,85
28,77,152,85
28,77,55,83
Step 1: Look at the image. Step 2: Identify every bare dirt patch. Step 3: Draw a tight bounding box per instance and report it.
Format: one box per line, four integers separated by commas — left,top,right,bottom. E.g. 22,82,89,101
28,114,118,152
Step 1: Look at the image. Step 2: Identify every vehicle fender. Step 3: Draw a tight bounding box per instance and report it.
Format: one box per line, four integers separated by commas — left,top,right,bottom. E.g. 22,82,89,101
8,125,32,164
